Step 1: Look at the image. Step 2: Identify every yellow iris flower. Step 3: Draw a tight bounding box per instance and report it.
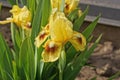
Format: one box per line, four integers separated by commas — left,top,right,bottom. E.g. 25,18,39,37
35,11,86,62
51,0,81,15
64,0,80,14
0,5,31,30
51,0,62,11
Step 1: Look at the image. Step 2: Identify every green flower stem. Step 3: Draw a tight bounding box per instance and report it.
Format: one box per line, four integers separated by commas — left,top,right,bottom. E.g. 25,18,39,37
58,47,66,80
59,71,63,80
16,0,19,5
22,29,25,41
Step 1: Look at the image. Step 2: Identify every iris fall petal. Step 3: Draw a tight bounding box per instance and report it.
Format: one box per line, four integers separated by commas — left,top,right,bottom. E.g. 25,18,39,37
69,31,86,51
42,40,62,62
34,25,49,48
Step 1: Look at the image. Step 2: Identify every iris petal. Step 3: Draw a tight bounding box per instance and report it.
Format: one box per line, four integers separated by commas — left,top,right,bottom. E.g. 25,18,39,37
12,6,31,29
34,25,49,48
0,18,13,24
51,0,62,11
0,5,31,30
35,11,86,63
50,12,73,43
69,31,86,51
42,40,62,62
65,0,79,14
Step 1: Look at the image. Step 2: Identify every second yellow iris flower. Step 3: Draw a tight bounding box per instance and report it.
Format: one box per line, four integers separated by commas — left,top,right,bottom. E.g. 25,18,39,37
0,5,31,30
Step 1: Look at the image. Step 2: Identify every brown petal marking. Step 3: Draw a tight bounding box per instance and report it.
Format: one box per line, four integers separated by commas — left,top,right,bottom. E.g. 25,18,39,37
65,4,70,10
45,44,58,53
39,32,47,40
26,25,31,29
77,37,82,44
26,22,31,29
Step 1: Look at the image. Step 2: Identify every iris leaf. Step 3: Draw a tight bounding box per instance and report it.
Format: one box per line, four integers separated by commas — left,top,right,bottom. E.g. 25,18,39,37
64,34,102,80
19,37,35,80
73,6,89,31
0,33,13,80
83,15,100,39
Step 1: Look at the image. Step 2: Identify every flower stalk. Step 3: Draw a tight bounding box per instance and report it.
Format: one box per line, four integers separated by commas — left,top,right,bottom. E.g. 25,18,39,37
58,47,66,80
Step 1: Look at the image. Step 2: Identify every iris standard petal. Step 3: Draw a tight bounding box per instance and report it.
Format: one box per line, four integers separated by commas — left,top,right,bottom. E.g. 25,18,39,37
69,31,86,51
42,40,62,62
65,0,79,14
10,5,21,14
51,0,62,11
50,12,73,43
10,5,22,26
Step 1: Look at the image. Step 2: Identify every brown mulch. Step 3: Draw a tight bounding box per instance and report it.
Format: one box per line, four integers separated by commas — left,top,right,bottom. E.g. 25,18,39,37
76,42,120,80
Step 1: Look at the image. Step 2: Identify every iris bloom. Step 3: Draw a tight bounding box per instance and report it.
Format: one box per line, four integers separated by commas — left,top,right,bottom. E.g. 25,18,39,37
64,0,80,14
35,11,86,62
51,0,62,11
0,5,31,30
51,0,81,15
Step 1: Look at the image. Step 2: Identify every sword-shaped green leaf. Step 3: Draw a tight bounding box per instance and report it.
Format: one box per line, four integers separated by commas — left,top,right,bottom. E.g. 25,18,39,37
64,34,102,80
73,6,89,31
0,33,13,80
82,15,100,39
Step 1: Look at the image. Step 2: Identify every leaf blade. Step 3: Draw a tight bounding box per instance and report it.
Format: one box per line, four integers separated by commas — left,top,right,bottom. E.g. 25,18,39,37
64,34,102,80
73,6,89,31
82,15,100,39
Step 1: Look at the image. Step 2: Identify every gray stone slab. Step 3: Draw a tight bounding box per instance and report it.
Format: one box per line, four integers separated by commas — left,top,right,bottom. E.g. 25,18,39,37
0,0,11,7
80,0,120,9
80,0,120,27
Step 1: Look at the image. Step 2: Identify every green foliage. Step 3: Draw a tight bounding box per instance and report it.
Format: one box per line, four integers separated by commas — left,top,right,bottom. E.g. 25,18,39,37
108,71,120,80
31,0,51,44
19,38,35,80
41,0,52,27
64,34,102,80
73,6,89,31
11,23,22,56
7,0,16,5
82,15,101,39
30,0,43,44
0,0,102,80
0,34,13,80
